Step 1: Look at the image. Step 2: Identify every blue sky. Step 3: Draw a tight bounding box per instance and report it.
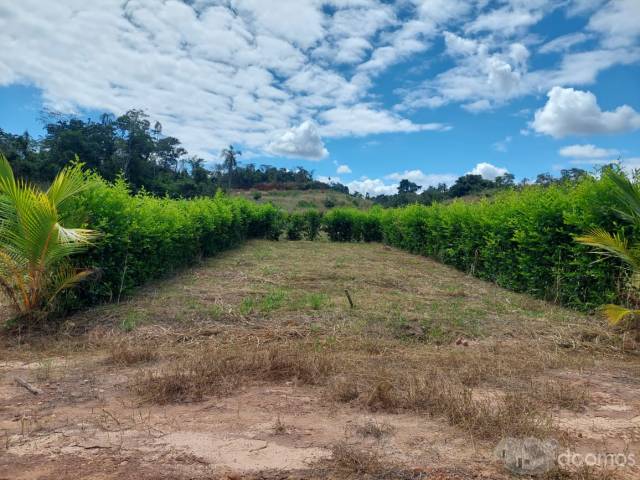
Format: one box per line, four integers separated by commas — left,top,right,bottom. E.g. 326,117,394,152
1,0,639,195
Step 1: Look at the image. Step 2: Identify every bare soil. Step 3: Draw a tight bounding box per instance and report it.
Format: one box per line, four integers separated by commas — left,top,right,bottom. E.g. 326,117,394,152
1,240,638,479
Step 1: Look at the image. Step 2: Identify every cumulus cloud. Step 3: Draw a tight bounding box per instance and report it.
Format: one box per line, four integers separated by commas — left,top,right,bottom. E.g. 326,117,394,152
558,144,620,158
319,105,450,137
336,164,352,174
346,177,398,196
531,87,640,138
468,162,508,180
0,0,450,160
267,121,328,160
385,169,457,187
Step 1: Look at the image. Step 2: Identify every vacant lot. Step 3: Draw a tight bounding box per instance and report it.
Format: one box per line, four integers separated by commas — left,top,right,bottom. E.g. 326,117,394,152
1,240,639,479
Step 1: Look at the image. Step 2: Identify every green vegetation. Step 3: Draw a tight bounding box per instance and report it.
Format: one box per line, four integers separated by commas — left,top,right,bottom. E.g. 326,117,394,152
0,154,97,322
0,110,354,198
320,173,624,310
59,172,284,312
577,169,640,329
233,188,371,212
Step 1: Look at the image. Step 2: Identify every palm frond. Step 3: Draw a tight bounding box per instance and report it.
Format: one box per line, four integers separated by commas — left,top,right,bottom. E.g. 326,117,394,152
47,160,91,209
607,170,640,223
575,228,640,271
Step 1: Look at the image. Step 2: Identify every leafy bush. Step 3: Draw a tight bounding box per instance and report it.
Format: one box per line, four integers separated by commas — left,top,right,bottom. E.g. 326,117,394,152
286,212,306,241
324,196,336,209
65,174,283,308
303,210,322,241
323,208,360,242
252,191,262,200
324,176,626,310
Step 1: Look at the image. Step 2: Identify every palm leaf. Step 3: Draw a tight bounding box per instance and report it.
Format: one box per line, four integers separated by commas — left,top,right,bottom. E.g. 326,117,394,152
575,228,640,271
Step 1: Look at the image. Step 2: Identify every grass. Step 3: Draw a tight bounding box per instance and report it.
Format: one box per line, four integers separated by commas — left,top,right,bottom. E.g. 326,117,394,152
3,239,635,478
232,189,372,212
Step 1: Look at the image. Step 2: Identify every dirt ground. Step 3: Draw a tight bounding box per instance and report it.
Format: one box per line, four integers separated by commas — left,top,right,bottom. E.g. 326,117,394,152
1,240,639,479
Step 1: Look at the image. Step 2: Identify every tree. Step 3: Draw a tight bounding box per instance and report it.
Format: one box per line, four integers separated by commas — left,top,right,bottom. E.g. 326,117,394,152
0,154,97,323
535,173,554,186
448,174,493,198
576,169,640,331
221,145,241,190
398,179,421,194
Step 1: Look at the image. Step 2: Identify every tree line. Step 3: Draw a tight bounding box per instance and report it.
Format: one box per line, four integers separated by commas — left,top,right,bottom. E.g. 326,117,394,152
0,109,349,198
370,168,593,208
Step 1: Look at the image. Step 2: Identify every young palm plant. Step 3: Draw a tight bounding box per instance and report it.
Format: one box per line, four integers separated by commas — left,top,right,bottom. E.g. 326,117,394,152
576,169,640,329
0,153,96,323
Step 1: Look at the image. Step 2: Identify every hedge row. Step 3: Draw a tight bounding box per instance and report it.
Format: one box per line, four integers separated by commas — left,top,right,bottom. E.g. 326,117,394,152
67,176,283,307
322,176,627,310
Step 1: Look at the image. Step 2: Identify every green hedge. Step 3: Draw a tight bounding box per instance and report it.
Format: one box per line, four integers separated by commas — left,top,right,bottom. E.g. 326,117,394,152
67,175,283,306
323,177,627,310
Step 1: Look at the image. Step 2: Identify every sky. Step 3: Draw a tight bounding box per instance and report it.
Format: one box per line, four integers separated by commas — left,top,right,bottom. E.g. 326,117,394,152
0,0,639,195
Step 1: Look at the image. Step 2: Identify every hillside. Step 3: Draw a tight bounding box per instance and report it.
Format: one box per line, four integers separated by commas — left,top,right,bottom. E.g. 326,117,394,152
232,188,372,212
2,240,638,479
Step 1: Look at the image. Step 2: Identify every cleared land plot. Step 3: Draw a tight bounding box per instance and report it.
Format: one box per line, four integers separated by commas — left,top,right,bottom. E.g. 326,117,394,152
1,240,639,479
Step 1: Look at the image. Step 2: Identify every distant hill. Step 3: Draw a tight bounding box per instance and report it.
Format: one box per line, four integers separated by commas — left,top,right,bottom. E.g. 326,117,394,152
233,189,372,212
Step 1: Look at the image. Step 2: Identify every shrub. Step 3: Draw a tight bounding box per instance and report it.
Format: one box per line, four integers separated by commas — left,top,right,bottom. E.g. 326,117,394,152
286,212,305,241
252,191,262,200
65,174,283,308
323,208,361,242
324,196,336,209
303,210,322,240
325,177,626,310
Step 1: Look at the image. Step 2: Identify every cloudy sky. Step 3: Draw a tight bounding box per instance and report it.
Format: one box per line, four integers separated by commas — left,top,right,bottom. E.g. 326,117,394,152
0,0,639,195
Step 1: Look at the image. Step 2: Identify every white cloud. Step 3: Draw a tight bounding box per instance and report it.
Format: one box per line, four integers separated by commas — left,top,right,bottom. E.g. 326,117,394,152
493,136,512,152
587,0,640,48
336,164,352,174
558,144,620,158
347,177,398,196
539,32,590,54
267,121,328,160
319,105,450,137
385,169,457,187
468,162,508,180
466,7,544,36
0,0,453,160
347,167,457,196
531,86,640,138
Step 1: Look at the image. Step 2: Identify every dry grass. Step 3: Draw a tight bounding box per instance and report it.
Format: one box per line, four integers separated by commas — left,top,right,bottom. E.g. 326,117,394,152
132,343,335,404
105,340,159,366
232,189,372,212
3,240,637,462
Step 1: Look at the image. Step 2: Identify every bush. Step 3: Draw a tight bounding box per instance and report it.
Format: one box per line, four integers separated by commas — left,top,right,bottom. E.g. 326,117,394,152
252,191,262,200
303,210,322,241
286,212,306,240
323,208,360,242
324,196,336,209
325,177,626,310
65,175,283,308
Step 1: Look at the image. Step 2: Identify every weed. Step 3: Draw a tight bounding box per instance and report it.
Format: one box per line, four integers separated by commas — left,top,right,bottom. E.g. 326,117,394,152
132,344,335,404
352,419,394,439
106,341,158,366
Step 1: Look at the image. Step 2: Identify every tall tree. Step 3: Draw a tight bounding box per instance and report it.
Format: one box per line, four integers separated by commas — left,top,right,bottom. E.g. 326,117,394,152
221,145,241,190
